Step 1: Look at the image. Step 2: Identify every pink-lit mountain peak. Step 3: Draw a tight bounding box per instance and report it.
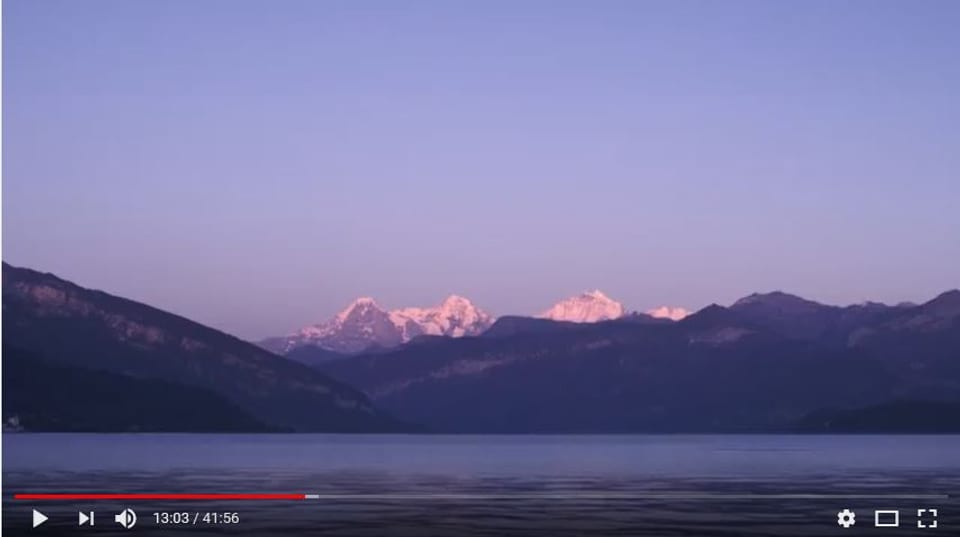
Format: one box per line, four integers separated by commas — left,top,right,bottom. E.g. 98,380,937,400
538,290,626,323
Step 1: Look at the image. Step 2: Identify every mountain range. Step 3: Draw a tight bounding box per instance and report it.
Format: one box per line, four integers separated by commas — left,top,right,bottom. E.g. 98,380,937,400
4,261,958,433
261,290,689,354
315,289,960,432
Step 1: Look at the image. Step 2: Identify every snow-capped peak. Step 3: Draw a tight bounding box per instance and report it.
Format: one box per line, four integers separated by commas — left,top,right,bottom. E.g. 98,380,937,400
437,295,484,320
441,294,473,308
647,306,691,321
391,295,494,339
335,296,383,321
538,290,626,323
271,295,495,354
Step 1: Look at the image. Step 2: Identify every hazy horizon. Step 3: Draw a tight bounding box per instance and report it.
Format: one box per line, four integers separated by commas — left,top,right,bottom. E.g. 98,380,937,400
4,0,959,339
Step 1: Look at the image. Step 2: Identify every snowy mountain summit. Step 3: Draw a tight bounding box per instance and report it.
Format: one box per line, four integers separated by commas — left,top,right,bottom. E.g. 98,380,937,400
538,290,626,323
390,295,493,340
262,295,494,354
646,306,691,321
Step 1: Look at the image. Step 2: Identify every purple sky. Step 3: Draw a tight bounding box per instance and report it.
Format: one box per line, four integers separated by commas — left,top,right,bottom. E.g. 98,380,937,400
4,0,959,339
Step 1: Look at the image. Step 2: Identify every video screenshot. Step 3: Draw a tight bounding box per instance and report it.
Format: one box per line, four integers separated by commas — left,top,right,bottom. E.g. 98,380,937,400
2,0,958,535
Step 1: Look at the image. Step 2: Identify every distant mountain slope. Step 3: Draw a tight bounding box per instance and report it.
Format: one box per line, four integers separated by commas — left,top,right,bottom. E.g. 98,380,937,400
261,295,494,354
317,291,960,433
2,263,404,432
727,291,913,344
285,345,351,367
480,316,583,339
3,346,272,432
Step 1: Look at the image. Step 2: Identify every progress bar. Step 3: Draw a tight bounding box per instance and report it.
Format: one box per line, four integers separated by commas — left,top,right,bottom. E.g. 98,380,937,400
15,494,305,501
14,493,950,501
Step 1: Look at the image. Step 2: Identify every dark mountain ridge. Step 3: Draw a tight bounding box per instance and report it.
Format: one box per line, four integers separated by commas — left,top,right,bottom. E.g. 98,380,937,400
2,263,405,432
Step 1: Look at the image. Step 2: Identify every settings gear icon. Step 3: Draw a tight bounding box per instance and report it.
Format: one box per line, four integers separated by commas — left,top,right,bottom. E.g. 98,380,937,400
837,509,856,528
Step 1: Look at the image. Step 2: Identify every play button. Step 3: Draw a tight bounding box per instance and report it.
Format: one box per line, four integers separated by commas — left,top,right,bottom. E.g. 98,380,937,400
32,509,48,528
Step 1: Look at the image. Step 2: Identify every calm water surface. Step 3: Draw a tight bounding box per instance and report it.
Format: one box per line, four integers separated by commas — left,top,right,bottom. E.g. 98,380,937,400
4,434,958,536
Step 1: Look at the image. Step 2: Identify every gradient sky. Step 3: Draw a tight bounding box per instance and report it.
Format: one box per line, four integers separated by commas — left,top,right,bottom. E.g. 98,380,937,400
4,0,959,339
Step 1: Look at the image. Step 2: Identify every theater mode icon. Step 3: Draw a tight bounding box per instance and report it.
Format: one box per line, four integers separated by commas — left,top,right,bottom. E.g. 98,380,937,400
874,509,899,528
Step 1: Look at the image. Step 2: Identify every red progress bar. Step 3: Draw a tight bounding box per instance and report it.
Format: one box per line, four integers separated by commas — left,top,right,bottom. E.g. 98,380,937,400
14,493,306,501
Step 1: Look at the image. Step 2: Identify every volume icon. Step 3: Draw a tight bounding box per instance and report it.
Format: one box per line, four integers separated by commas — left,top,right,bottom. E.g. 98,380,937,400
114,508,137,529
79,511,95,526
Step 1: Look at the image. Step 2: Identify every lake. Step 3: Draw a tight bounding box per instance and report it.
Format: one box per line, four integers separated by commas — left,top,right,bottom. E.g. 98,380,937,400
3,434,958,536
